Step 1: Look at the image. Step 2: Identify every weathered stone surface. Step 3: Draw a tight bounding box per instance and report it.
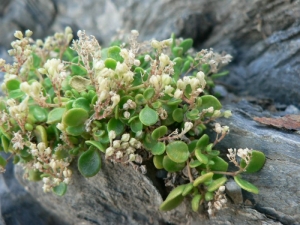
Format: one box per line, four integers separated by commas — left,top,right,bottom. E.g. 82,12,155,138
210,101,300,225
1,0,300,224
15,154,282,225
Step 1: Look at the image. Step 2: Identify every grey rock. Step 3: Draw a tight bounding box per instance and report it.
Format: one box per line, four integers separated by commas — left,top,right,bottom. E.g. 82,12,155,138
225,179,243,205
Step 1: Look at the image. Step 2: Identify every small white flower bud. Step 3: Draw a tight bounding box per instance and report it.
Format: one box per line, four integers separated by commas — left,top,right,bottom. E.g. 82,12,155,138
37,142,46,152
25,30,33,37
45,147,52,155
134,59,140,66
131,30,139,36
42,177,50,184
116,151,123,159
223,110,232,118
14,31,23,39
151,40,161,49
207,107,214,113
111,94,120,106
219,186,226,192
129,154,136,161
144,55,151,61
126,146,135,155
121,133,130,142
105,147,115,158
108,130,116,141
0,59,6,67
113,140,121,148
174,89,183,99
124,111,130,119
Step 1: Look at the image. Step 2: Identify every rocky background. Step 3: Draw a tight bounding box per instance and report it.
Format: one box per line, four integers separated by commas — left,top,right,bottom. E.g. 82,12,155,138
1,0,300,224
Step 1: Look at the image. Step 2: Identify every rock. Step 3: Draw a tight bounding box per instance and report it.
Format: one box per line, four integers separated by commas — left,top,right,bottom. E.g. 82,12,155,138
0,153,66,225
15,154,282,225
209,100,300,225
225,179,243,205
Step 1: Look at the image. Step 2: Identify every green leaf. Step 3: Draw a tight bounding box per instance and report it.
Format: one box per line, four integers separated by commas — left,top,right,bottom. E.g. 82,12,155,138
69,76,91,92
139,106,158,126
166,141,189,163
6,79,20,91
32,53,41,68
196,134,209,150
189,159,202,168
34,125,48,145
143,87,155,100
153,154,164,169
193,172,214,187
29,105,48,123
55,149,69,160
151,142,166,155
8,89,25,99
234,175,259,194
63,108,89,127
47,108,66,124
186,109,199,121
188,140,197,153
179,38,193,54
66,124,86,136
71,56,87,75
107,46,124,62
184,84,192,98
105,58,117,69
129,117,143,133
133,67,145,86
107,118,125,136
159,184,186,211
28,169,42,181
53,182,67,196
78,147,101,177
191,194,202,212
172,108,184,123
206,176,227,192
182,183,194,197
163,155,185,172
195,149,208,164
85,140,106,153
210,156,228,172
1,135,10,153
172,46,183,57
173,57,183,80
135,94,147,105
151,126,168,140
181,60,192,73
240,150,266,173
204,192,214,201
198,95,222,115
72,97,90,112
211,70,229,79
0,155,7,168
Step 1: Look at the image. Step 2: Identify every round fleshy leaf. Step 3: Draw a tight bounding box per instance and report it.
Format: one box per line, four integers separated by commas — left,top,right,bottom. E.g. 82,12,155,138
240,150,266,173
196,134,209,150
47,108,66,124
172,108,184,123
193,172,214,187
151,126,168,140
66,125,86,136
85,140,106,153
71,57,87,75
198,95,222,115
163,155,185,172
55,149,69,160
167,99,182,106
28,169,42,181
0,155,7,168
107,118,125,136
172,46,183,57
69,76,91,92
6,79,20,91
186,109,199,121
1,135,10,153
63,108,89,127
72,97,90,112
181,59,192,73
210,156,229,172
195,149,208,164
152,101,162,109
34,125,48,146
53,182,67,196
204,192,214,201
189,159,202,168
172,57,183,80
78,147,101,177
8,89,25,99
159,184,186,211
166,141,189,163
107,46,124,62
206,176,227,192
135,94,146,105
143,87,155,100
191,194,202,212
29,105,48,123
182,183,194,197
129,117,143,133
105,58,117,69
153,154,164,169
234,175,259,194
139,106,158,126
179,38,193,54
151,142,166,155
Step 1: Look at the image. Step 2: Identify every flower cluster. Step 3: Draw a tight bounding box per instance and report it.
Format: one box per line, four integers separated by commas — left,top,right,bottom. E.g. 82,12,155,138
207,185,227,216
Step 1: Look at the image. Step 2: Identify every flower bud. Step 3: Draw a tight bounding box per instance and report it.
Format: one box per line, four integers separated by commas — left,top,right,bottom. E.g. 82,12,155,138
25,30,33,37
14,31,23,39
121,133,130,142
174,89,183,99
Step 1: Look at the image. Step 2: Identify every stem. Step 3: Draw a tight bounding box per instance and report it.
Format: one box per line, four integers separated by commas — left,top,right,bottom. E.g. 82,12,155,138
128,83,145,91
186,160,194,182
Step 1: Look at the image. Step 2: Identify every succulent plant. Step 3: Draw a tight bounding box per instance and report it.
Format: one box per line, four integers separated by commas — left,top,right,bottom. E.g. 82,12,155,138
0,28,265,215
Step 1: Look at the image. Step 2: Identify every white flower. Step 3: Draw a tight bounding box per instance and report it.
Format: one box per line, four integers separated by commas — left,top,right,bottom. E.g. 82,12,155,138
105,147,115,158
121,133,130,142
214,123,222,134
115,151,123,159
174,89,183,99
